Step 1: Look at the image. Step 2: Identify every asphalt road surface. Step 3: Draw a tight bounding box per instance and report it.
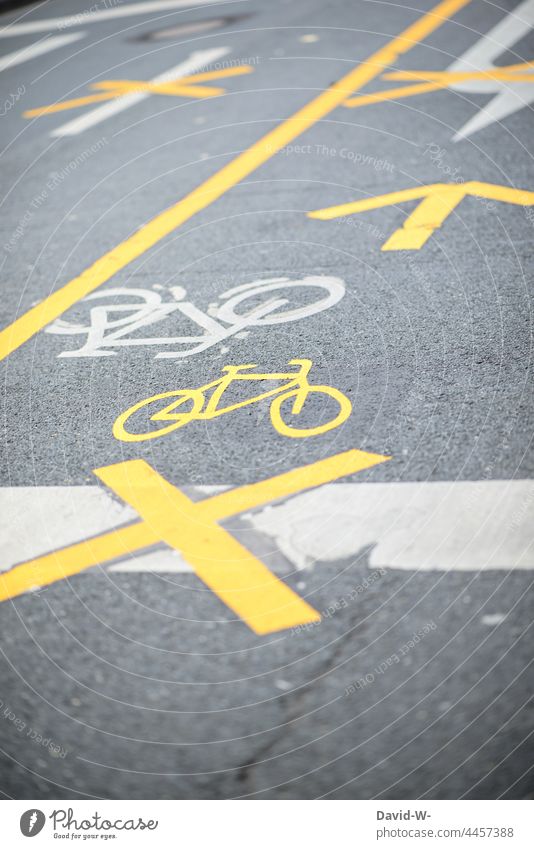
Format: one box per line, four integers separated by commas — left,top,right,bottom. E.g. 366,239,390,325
1,0,533,800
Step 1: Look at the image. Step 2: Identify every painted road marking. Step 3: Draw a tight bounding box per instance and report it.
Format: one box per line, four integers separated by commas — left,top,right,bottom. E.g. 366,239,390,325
0,0,233,37
27,64,253,116
343,65,534,110
2,478,532,578
0,450,388,633
309,182,534,250
45,277,345,358
113,358,352,442
0,32,85,73
0,0,471,361
250,480,534,571
23,49,254,136
343,0,534,141
446,0,534,140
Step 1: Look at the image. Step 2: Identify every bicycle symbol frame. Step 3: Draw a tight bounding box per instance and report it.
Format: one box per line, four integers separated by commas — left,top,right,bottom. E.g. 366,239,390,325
113,358,352,442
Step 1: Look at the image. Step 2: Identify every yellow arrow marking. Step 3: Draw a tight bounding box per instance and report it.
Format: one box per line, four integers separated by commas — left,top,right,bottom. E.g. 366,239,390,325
0,449,389,634
23,65,254,118
0,0,470,361
309,181,534,250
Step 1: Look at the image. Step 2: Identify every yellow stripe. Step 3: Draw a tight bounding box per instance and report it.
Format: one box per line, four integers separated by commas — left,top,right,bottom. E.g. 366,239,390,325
0,0,470,361
175,66,255,83
23,92,116,117
198,448,388,522
0,522,158,603
466,181,534,205
384,66,534,82
344,80,447,107
344,64,534,107
309,185,434,219
93,81,226,98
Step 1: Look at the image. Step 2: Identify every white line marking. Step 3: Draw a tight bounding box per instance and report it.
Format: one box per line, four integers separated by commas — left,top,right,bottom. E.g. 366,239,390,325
248,480,534,571
0,486,137,572
0,32,84,73
1,480,533,576
0,0,233,37
51,46,230,137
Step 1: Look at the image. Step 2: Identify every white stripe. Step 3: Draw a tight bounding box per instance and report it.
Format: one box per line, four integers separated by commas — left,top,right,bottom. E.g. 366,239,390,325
51,46,229,137
0,485,137,572
248,480,534,572
0,32,84,73
1,480,533,576
0,0,233,37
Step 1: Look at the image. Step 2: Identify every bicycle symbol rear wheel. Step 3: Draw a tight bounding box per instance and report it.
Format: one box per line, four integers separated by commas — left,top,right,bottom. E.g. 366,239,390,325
113,389,204,442
269,385,351,438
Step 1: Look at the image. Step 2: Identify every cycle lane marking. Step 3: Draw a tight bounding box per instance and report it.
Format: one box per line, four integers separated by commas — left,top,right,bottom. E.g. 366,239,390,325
1,478,532,579
0,0,234,37
0,449,388,633
112,358,352,442
309,182,534,250
0,0,471,361
44,276,346,358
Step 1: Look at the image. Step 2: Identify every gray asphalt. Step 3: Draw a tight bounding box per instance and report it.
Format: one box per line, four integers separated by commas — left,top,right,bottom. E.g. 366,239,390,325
1,0,533,799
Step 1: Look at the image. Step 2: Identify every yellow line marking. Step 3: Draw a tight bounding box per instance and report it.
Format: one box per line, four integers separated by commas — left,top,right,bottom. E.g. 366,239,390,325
343,80,448,109
343,62,534,109
23,65,254,117
1,0,470,361
384,65,534,83
309,181,534,250
0,449,389,633
24,91,119,117
0,523,160,603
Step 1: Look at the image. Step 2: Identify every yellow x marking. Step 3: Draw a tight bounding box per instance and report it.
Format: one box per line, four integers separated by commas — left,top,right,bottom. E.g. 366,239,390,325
0,449,389,634
23,65,254,118
309,181,534,250
344,62,534,109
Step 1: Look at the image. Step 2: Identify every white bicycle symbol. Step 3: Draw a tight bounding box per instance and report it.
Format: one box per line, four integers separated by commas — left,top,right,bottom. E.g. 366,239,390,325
46,275,345,359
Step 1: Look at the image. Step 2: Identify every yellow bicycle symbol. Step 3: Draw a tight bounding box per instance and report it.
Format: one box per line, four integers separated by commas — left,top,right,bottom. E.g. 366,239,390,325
113,358,352,442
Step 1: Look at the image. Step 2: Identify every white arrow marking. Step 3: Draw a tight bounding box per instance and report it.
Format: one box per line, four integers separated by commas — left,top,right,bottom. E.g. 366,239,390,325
448,0,534,140
0,32,84,73
1,480,533,577
50,46,230,137
0,0,233,37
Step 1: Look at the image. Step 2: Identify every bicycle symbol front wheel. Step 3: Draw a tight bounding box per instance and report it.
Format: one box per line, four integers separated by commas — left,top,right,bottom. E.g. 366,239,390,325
269,385,352,438
113,389,204,442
